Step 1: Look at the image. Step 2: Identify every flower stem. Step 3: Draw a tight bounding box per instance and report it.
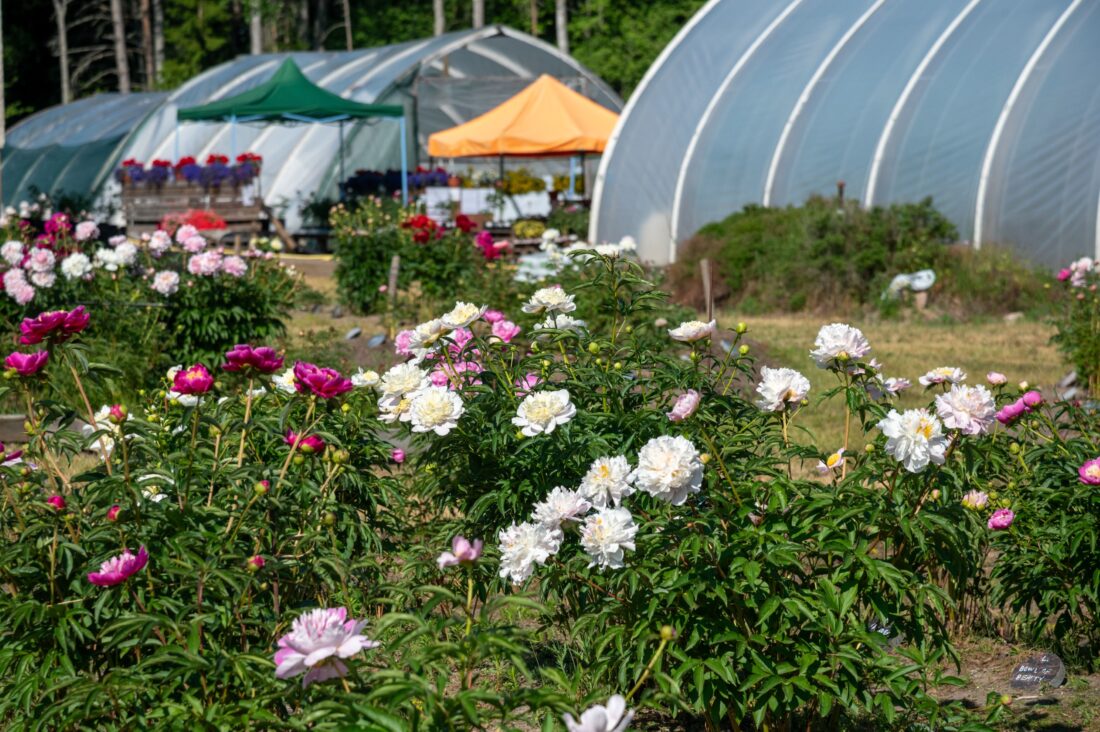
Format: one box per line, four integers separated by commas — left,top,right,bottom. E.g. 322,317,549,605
625,636,669,701
464,575,475,637
66,359,112,475
236,377,254,467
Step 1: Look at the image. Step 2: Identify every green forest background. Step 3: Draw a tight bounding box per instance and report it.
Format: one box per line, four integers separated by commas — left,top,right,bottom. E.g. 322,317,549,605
4,0,706,125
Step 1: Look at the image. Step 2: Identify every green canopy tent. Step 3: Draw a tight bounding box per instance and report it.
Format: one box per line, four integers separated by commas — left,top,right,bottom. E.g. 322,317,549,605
176,58,409,202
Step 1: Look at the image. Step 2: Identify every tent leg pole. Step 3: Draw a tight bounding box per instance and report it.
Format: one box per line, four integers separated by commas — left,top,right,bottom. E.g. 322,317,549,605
230,115,237,160
338,120,346,201
399,116,408,207
569,155,576,200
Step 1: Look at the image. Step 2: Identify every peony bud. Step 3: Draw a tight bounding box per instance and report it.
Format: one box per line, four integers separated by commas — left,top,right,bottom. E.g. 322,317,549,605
341,402,351,413
47,495,66,511
735,322,748,334
660,625,677,641
738,344,750,356
587,342,599,354
930,489,940,501
107,404,128,424
254,480,270,495
391,448,406,464
247,555,265,572
106,504,121,521
323,512,336,526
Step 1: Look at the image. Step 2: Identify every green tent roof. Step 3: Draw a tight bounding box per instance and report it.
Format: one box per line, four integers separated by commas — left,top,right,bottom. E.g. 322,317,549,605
177,58,403,122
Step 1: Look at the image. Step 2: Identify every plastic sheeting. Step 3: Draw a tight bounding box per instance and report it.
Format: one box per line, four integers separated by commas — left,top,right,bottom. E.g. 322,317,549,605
592,0,1100,268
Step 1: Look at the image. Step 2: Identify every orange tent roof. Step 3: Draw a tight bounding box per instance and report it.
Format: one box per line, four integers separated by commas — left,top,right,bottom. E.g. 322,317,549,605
427,74,619,158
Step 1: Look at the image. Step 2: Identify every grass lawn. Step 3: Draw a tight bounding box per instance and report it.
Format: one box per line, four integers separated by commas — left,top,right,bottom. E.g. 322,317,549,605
733,314,1064,451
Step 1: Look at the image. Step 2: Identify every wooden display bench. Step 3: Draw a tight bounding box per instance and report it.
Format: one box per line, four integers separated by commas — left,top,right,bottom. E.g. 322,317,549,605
121,182,269,242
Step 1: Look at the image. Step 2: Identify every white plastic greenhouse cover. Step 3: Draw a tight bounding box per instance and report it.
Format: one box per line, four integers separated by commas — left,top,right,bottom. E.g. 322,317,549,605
113,25,620,231
592,0,1100,269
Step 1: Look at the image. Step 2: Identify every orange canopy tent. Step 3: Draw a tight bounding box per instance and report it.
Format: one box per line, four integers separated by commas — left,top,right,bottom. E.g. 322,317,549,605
427,74,619,158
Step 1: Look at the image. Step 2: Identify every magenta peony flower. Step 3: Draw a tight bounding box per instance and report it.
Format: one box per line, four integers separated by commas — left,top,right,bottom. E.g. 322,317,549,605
515,372,541,397
437,535,483,569
47,495,66,511
87,546,148,586
491,320,521,343
483,309,506,324
995,398,1028,425
19,305,90,345
5,350,49,376
986,372,1007,386
223,344,285,374
1057,268,1072,281
173,364,214,395
247,555,265,571
391,448,406,464
292,361,353,399
987,508,1015,531
1021,390,1043,408
667,389,701,422
1078,457,1100,485
106,504,121,522
274,607,380,688
285,429,325,454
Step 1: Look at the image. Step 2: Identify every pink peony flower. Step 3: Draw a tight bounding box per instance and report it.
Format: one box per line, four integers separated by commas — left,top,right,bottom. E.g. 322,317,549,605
429,369,450,387
986,372,1007,386
482,309,506,324
248,555,265,571
273,607,380,688
1022,390,1043,408
47,495,66,511
391,448,405,464
987,508,1015,531
174,224,198,243
187,250,222,276
285,429,325,454
149,230,172,256
667,389,701,422
87,546,148,586
223,344,284,374
5,350,49,376
1057,268,1072,281
1078,457,1100,485
437,535,483,569
293,361,353,399
491,320,521,343
449,327,475,354
26,248,55,273
19,306,90,344
173,364,214,395
151,270,180,295
222,255,248,277
182,234,207,253
515,372,541,397
74,221,99,242
395,329,415,357
996,398,1028,425
106,504,121,522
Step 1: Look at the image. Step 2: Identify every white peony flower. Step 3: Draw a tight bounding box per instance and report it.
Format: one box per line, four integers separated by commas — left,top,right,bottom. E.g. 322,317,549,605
378,362,430,402
578,455,634,508
81,404,128,457
351,368,380,388
512,389,576,436
522,286,577,314
403,386,464,436
273,367,298,394
935,384,995,436
630,435,703,505
1,240,23,266
378,395,412,424
810,323,871,368
115,242,138,266
94,248,123,272
866,374,911,400
497,521,563,584
877,408,948,473
668,319,716,342
406,318,447,359
919,366,967,387
580,508,638,571
440,301,487,330
532,487,592,528
60,252,93,280
151,270,179,295
754,367,811,412
534,313,588,334
29,271,55,288
149,230,172,256
563,695,633,732
815,447,845,475
167,391,202,407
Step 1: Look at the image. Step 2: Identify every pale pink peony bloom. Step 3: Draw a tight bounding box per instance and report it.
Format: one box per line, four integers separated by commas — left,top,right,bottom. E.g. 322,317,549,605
174,224,198,243
182,234,207,253
514,372,541,397
26,248,56,273
482,309,506,324
74,221,99,242
87,546,148,586
935,384,995,436
187,250,222,276
149,230,172,256
394,329,415,358
667,389,700,422
437,535,483,569
987,508,1014,530
491,319,521,343
961,490,989,510
986,372,1007,386
151,270,180,295
273,607,380,687
222,255,248,277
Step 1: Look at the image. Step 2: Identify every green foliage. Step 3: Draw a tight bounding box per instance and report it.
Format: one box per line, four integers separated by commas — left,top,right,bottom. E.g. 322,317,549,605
1050,260,1100,394
546,204,590,237
670,196,1051,317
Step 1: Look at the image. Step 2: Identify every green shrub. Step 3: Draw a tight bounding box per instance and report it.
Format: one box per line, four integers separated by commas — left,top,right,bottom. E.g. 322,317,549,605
669,196,1051,317
1050,257,1100,394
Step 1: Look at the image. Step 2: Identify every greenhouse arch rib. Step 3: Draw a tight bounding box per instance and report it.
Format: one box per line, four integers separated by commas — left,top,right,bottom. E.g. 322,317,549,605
762,0,886,208
864,0,983,208
669,0,804,255
973,0,1083,248
588,0,724,251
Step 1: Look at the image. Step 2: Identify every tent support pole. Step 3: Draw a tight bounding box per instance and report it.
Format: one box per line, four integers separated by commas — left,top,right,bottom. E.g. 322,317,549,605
399,116,409,206
230,115,237,159
568,155,576,200
338,120,346,201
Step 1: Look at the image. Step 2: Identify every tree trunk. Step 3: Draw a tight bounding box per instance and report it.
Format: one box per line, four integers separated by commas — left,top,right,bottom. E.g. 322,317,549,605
555,0,568,53
140,0,155,88
109,0,130,93
342,0,353,50
472,0,484,28
52,0,72,104
311,0,327,50
433,0,444,36
152,0,164,82
529,0,538,35
250,0,262,54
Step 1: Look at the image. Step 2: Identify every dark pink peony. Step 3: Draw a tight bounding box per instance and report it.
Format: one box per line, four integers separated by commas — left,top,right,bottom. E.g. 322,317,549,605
223,344,285,374
285,429,325,454
173,364,214,395
292,361,353,399
106,505,121,522
5,350,49,376
87,546,148,586
47,495,66,511
987,508,1015,531
19,306,90,345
